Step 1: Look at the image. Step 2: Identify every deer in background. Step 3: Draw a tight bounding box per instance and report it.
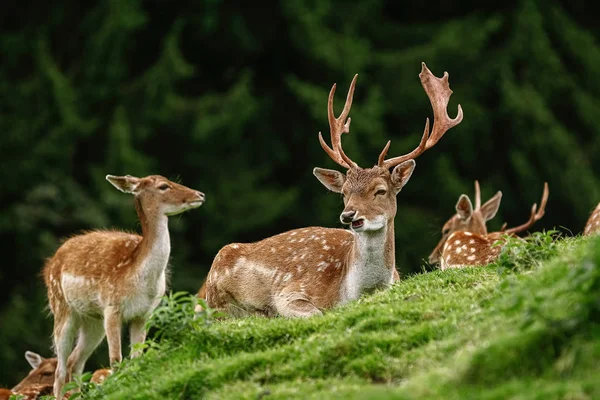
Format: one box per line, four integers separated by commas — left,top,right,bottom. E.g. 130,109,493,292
428,181,502,265
431,181,549,270
204,63,463,317
0,351,112,400
583,203,600,236
44,174,204,398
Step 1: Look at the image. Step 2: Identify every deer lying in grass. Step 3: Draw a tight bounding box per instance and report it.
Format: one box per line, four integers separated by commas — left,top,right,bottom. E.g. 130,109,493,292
428,181,502,265
583,203,600,236
0,351,111,400
204,63,463,317
43,174,204,398
430,181,549,270
0,351,55,400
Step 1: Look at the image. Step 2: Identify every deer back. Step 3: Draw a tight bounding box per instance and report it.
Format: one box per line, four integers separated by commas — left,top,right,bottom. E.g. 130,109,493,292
584,203,600,236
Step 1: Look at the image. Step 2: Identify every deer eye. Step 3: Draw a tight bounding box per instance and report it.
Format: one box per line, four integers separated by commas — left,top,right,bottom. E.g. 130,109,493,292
442,228,450,235
42,371,53,376
158,184,170,191
375,189,387,197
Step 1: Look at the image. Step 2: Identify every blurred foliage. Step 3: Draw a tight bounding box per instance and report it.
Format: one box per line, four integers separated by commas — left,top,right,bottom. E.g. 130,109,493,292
0,0,598,385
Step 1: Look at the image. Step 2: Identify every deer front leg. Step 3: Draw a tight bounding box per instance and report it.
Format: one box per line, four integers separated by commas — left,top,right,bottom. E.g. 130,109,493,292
273,291,323,318
103,306,122,366
129,317,147,358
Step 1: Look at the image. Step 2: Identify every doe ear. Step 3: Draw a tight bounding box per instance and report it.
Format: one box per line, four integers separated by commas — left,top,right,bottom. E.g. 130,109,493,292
106,175,141,194
455,195,473,219
390,160,416,193
313,168,346,193
25,351,43,369
480,191,502,221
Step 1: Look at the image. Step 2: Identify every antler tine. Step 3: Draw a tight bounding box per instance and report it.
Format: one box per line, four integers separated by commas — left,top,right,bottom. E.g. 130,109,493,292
382,62,463,170
474,180,481,210
318,74,359,169
501,182,550,236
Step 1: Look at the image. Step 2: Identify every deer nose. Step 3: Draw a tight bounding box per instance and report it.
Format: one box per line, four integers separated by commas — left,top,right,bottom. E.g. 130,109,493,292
340,210,356,224
428,253,439,264
196,191,205,202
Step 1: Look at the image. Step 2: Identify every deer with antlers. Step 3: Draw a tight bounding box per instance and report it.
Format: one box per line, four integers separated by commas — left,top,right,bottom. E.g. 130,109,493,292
583,203,600,236
430,181,549,270
203,63,463,317
43,174,204,398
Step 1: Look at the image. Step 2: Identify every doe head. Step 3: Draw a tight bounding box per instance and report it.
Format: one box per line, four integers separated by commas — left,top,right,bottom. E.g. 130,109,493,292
12,351,57,391
428,181,501,264
106,174,205,216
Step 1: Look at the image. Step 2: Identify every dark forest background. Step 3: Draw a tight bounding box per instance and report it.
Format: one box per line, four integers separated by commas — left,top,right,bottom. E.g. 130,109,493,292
1,0,598,385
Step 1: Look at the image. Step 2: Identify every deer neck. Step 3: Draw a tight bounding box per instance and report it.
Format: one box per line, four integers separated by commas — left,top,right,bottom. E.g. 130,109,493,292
134,198,171,283
341,219,395,303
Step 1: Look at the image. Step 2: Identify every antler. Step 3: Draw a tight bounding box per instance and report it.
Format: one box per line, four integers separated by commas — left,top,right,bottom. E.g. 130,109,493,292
501,182,549,236
474,180,481,210
379,62,463,169
318,74,358,169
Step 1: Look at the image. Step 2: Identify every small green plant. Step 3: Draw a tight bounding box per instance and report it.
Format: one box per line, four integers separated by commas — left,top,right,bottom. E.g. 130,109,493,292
144,291,214,344
494,229,561,274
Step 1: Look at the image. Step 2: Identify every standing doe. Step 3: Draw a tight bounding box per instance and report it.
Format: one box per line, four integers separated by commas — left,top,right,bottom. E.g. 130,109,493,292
431,181,548,270
43,174,204,398
204,63,463,317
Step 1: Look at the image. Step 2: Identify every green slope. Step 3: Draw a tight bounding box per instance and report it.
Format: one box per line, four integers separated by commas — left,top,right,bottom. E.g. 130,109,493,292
85,234,599,400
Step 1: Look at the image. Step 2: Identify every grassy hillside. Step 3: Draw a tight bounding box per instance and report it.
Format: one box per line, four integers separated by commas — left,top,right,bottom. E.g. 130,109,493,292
82,233,599,400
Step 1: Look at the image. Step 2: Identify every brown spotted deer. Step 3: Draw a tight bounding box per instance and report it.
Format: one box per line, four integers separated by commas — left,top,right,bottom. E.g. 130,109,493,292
43,174,204,398
0,351,110,400
11,351,57,393
204,63,463,317
583,203,600,236
428,181,502,265
432,182,549,270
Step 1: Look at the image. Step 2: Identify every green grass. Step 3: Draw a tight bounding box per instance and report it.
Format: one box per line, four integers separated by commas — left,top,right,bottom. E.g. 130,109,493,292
86,233,600,400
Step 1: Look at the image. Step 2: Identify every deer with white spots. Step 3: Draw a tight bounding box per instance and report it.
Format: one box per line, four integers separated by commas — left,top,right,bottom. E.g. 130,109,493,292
430,181,549,270
204,63,463,317
583,203,600,236
0,351,113,400
43,174,204,398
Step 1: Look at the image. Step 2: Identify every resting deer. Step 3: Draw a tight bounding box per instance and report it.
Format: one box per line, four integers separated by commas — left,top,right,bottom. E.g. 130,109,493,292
9,351,57,396
43,174,204,398
0,351,110,400
204,63,463,317
428,181,502,265
431,181,549,270
583,203,600,236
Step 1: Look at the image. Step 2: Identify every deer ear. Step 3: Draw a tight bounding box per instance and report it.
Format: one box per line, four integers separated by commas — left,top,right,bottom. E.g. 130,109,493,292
106,175,140,194
390,160,416,193
313,168,346,193
480,191,502,221
25,351,43,369
455,195,473,219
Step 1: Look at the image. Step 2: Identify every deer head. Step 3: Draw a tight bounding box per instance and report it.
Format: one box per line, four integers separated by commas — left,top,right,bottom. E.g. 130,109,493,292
439,182,549,269
314,63,463,233
106,174,205,217
428,181,502,264
11,351,57,392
